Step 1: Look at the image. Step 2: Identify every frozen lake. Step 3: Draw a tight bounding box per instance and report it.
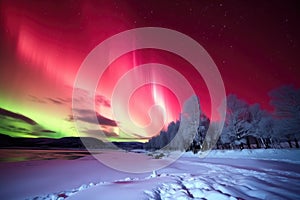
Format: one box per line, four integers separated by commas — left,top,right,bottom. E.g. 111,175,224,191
0,149,96,162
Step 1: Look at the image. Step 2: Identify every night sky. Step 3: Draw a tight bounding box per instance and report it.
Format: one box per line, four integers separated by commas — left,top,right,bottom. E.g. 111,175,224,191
0,0,299,141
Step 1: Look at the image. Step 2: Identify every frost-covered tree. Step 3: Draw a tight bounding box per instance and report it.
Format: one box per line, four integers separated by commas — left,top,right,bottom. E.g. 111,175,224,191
189,114,210,153
255,113,276,148
246,104,272,148
203,121,222,150
221,95,279,149
221,95,253,149
145,95,200,151
269,85,300,148
167,95,200,151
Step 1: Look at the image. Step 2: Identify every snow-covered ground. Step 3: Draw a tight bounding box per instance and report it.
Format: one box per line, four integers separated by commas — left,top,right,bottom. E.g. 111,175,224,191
0,149,300,200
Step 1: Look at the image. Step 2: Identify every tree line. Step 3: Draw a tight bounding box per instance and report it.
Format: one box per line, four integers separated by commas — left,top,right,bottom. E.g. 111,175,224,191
144,85,300,152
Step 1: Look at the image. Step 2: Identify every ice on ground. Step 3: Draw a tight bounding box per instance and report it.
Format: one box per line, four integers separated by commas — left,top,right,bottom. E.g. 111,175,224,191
0,149,299,200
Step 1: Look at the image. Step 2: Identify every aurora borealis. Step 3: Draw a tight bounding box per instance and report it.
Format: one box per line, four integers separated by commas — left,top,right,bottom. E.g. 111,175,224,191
0,1,299,141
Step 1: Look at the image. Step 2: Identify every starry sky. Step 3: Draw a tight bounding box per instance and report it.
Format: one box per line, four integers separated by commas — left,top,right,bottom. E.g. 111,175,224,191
0,0,299,141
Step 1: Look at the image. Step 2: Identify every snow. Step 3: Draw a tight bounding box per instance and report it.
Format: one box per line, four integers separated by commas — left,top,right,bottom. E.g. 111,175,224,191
0,149,300,200
198,148,300,164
